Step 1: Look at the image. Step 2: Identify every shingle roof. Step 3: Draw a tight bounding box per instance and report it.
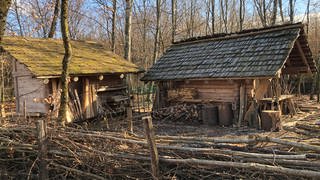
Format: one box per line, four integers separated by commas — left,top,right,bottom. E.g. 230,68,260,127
141,23,316,81
1,37,142,77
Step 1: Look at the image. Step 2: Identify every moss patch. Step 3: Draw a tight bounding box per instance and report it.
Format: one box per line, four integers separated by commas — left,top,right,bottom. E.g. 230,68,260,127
2,37,141,77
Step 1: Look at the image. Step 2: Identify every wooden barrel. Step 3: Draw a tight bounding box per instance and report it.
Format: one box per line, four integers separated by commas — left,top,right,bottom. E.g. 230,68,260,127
201,105,219,126
218,103,233,126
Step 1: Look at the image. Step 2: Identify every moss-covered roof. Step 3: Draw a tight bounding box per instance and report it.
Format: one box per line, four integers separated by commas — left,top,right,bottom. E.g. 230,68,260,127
1,36,141,77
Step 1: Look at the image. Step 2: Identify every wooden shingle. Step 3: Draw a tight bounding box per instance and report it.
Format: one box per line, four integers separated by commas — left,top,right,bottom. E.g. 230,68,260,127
142,23,316,81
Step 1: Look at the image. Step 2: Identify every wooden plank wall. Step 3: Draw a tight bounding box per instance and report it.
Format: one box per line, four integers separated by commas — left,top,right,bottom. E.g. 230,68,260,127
175,80,240,103
12,59,48,114
95,74,125,88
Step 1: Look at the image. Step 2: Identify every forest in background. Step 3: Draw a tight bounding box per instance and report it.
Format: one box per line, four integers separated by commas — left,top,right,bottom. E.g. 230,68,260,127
4,0,320,70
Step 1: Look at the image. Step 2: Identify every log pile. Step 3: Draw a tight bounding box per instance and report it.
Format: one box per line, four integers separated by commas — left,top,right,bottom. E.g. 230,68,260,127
151,104,201,124
167,88,197,101
0,119,320,179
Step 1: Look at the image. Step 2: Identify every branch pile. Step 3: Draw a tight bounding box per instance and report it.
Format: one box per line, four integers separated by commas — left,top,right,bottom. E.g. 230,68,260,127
0,120,320,179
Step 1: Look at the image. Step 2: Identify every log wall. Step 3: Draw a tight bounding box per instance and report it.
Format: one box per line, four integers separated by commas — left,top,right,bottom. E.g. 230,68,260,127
174,80,240,103
12,59,48,114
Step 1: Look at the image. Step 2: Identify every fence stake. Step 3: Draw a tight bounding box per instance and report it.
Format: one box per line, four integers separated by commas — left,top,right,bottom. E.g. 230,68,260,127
37,120,48,179
23,100,27,119
143,116,159,179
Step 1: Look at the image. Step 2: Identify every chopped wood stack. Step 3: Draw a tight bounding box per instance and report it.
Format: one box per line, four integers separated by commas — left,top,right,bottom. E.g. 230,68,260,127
152,104,200,124
1,120,320,179
167,88,198,101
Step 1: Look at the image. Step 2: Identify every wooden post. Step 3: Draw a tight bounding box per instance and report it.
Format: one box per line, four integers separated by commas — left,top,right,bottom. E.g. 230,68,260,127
136,75,140,113
142,84,146,113
82,78,90,119
37,120,48,179
127,106,133,133
143,116,159,179
23,100,27,119
127,74,133,132
238,82,245,127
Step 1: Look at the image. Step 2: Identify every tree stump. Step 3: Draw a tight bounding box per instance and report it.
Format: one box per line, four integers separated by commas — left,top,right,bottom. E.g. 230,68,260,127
261,110,281,131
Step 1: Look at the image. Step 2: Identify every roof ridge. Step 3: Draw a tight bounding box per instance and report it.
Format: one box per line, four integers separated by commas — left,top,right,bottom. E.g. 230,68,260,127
173,22,304,46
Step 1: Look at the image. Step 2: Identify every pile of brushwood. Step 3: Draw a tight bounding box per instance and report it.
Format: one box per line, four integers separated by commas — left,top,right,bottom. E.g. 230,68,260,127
152,104,201,124
1,119,320,179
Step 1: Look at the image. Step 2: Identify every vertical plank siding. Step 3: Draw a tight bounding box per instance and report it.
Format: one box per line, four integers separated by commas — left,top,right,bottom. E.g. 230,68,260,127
13,60,48,114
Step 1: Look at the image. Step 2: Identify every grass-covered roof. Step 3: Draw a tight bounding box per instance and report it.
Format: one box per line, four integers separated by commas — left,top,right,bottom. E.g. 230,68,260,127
1,37,141,77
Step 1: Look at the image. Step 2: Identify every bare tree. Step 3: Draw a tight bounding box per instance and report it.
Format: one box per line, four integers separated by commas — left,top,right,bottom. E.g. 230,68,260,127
306,0,310,33
239,0,245,31
13,0,23,36
153,0,161,62
211,0,215,34
278,0,284,23
59,0,73,125
0,0,12,42
34,0,48,37
48,0,60,38
142,0,148,68
68,0,85,40
124,0,132,62
254,0,267,27
220,0,228,33
271,0,277,25
289,0,294,23
171,0,176,43
0,0,11,118
111,0,116,52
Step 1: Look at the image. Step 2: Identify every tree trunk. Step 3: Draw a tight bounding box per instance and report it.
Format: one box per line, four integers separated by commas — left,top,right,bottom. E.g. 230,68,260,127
306,0,310,33
289,0,294,23
142,0,147,69
278,0,284,23
124,0,132,62
48,0,60,38
239,0,245,31
190,0,194,37
254,0,267,27
220,0,228,33
59,0,72,126
0,0,11,118
171,0,176,43
111,0,117,53
211,0,215,34
0,0,12,42
271,0,278,25
153,0,161,63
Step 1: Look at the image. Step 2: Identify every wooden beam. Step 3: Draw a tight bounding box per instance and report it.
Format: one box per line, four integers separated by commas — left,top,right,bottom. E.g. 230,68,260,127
82,78,90,118
238,82,245,127
283,67,309,74
295,41,312,74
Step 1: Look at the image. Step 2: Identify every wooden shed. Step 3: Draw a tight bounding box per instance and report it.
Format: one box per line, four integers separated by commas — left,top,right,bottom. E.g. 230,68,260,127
141,23,317,128
1,37,142,122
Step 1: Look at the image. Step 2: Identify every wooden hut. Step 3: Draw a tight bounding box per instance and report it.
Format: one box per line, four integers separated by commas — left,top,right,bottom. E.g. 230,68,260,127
1,37,142,122
141,23,317,128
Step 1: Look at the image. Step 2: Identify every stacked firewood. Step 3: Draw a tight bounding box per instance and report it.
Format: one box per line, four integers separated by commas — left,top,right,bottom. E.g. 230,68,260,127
1,119,320,179
152,104,201,124
167,88,198,101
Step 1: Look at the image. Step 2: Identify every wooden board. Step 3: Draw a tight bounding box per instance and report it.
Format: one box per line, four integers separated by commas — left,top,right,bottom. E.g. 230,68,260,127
14,62,48,114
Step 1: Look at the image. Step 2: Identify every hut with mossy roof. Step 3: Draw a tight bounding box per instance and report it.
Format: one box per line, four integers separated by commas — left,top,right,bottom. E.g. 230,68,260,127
0,36,142,122
142,23,317,129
